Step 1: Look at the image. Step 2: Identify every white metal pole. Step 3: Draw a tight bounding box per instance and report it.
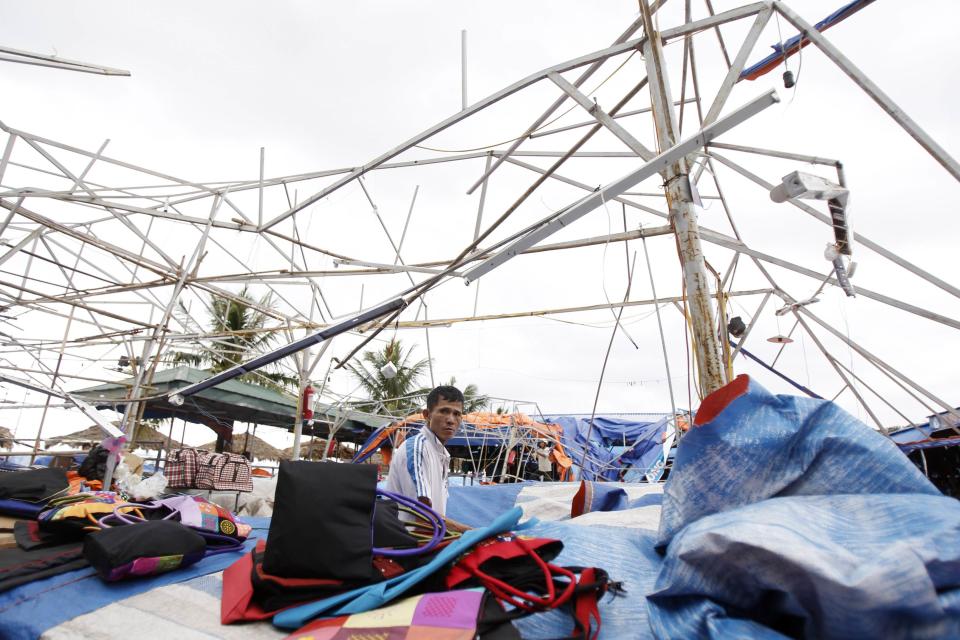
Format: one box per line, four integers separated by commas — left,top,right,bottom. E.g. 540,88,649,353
640,0,726,396
461,30,468,111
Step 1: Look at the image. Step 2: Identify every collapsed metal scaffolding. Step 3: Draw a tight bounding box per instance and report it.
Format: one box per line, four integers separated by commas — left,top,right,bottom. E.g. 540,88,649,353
0,1,957,473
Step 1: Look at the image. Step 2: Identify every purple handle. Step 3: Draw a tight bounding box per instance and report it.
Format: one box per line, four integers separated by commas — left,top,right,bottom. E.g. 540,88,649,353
98,502,175,527
374,489,446,557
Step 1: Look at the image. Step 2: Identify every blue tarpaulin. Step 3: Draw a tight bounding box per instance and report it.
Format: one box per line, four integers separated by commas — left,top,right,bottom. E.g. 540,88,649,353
649,374,960,639
544,414,670,481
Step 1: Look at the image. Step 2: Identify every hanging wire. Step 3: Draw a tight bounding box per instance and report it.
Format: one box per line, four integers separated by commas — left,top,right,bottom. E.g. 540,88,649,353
578,252,637,479
639,222,679,431
600,189,639,348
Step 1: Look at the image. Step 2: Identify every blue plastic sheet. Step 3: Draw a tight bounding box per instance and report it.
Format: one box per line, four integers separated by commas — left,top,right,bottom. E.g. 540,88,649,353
545,415,669,481
649,375,960,639
447,481,526,527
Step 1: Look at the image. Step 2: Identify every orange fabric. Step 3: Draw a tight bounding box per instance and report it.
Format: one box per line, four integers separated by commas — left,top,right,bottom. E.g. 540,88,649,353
390,410,561,438
551,445,572,469
251,467,272,477
66,471,102,493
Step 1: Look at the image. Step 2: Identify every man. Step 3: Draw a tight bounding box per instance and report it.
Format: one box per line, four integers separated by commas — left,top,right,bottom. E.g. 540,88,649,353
385,385,465,526
535,441,554,481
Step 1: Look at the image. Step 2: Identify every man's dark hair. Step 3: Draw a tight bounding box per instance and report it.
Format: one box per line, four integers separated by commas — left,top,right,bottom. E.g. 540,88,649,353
426,385,464,410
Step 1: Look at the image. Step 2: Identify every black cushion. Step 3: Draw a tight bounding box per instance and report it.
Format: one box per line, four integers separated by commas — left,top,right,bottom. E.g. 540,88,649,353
83,520,206,581
262,461,378,580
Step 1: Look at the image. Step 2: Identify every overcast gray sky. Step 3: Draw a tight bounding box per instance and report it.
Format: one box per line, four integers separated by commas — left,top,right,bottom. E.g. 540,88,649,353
1,1,958,449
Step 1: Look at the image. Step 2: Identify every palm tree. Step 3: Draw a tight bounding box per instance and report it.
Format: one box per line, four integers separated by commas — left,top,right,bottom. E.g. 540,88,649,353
443,376,488,413
346,338,430,416
168,286,296,391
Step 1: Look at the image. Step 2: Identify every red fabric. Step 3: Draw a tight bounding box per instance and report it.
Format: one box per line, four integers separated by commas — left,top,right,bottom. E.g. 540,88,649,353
221,540,344,624
570,480,592,519
221,544,271,623
693,374,750,426
446,534,562,589
446,534,574,612
574,567,603,640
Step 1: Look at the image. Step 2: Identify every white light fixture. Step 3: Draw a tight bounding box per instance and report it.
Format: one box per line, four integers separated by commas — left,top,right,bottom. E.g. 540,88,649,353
380,362,398,379
769,171,848,205
770,170,855,297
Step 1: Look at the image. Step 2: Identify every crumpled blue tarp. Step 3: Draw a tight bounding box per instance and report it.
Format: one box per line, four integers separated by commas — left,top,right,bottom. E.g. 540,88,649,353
545,415,669,481
648,374,960,639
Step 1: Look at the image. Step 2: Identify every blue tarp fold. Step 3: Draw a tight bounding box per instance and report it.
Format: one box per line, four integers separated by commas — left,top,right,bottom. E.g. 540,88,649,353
546,415,669,480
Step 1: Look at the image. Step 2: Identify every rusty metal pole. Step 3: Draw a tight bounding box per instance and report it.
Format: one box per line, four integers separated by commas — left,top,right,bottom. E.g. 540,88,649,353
639,0,726,396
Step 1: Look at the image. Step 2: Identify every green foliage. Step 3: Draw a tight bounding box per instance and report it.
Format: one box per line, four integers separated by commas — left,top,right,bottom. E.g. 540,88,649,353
346,338,431,415
169,286,297,392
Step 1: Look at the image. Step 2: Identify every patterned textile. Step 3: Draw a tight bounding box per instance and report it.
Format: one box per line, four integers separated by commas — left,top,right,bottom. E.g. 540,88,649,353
197,452,253,492
156,494,252,541
284,589,485,640
165,449,201,489
38,492,133,534
648,374,960,639
167,449,253,492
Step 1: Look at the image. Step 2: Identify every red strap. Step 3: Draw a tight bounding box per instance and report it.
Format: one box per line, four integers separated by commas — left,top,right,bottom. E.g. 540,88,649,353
468,537,576,611
572,567,603,640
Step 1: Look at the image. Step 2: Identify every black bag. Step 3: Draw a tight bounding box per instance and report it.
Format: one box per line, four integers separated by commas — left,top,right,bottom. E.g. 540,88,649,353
83,520,207,582
262,461,379,581
78,445,110,482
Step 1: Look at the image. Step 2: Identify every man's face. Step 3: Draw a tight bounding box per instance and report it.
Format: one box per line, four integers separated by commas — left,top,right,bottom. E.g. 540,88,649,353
423,397,463,444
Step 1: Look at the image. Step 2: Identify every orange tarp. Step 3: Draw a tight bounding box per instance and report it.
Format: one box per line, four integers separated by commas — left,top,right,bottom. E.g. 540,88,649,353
391,410,562,438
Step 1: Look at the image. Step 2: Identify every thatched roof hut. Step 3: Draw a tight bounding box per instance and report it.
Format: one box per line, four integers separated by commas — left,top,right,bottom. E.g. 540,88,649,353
130,424,184,451
282,438,354,461
199,434,284,462
46,424,183,451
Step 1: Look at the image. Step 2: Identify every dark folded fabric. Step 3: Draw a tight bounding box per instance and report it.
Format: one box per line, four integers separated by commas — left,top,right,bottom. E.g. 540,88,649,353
84,520,207,582
252,540,354,612
372,498,418,549
0,539,87,593
0,468,68,502
263,461,378,580
14,520,77,550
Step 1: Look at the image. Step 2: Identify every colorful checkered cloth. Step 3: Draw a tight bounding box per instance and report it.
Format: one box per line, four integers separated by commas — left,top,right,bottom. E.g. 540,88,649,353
285,589,485,640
